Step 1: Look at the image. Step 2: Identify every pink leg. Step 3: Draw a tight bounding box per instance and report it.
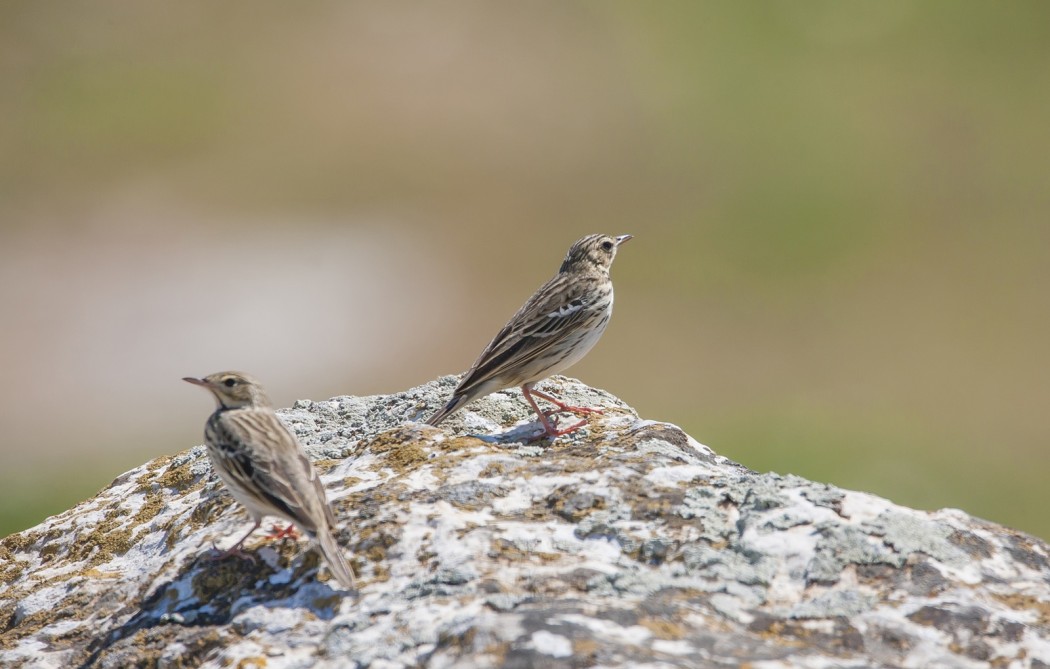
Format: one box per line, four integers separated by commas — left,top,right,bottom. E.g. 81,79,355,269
528,388,604,416
522,385,587,437
264,523,301,541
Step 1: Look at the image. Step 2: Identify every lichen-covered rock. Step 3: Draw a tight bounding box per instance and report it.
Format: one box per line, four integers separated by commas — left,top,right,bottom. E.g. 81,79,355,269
2,376,1049,668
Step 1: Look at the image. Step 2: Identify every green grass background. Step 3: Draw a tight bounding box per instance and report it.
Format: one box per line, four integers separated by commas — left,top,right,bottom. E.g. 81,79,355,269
1,2,1047,539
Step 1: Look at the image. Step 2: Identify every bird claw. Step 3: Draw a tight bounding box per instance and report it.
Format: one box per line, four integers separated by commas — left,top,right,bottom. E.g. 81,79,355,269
264,524,300,541
544,415,588,437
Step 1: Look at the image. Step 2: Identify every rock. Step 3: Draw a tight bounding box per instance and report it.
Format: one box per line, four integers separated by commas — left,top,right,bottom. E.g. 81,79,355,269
1,376,1048,668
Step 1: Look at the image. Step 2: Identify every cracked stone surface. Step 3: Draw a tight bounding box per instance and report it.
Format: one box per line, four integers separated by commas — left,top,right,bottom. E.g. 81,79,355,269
1,376,1049,668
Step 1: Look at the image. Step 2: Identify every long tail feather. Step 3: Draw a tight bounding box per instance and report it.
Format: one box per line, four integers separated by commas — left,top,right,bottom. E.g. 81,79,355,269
426,393,471,426
314,528,356,589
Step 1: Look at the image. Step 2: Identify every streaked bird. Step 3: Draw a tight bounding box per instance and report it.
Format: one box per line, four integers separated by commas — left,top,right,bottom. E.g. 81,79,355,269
427,233,632,437
184,371,356,589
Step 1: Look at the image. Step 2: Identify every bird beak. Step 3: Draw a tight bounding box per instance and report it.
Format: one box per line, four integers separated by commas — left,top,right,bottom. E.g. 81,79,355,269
183,376,211,388
615,234,633,246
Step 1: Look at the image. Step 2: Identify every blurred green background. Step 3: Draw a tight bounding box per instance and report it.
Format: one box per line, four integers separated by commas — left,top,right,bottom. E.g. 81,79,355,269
1,2,1048,539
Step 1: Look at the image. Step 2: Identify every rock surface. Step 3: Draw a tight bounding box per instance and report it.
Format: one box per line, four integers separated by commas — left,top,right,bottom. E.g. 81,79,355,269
2,376,1049,668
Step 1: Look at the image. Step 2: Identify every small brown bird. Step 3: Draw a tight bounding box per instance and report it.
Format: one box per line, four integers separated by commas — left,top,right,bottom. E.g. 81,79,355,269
184,371,356,589
427,233,632,437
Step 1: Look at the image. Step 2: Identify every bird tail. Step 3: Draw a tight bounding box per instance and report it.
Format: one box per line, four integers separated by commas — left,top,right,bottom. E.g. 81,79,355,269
426,393,471,427
314,527,356,589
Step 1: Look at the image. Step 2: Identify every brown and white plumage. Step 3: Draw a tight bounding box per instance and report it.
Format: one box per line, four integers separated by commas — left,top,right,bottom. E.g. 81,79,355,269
184,371,356,589
428,233,632,437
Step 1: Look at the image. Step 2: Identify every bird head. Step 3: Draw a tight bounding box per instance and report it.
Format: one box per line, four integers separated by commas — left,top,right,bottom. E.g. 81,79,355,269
183,371,273,409
559,233,633,274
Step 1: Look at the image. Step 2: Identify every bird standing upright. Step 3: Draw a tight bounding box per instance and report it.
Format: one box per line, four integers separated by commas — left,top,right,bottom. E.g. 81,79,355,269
427,233,632,438
183,371,356,589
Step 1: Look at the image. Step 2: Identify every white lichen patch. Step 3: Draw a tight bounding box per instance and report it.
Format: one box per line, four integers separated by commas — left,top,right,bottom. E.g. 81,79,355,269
530,630,573,657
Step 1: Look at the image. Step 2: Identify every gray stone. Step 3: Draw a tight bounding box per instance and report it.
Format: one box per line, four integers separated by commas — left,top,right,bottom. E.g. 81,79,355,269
1,376,1048,668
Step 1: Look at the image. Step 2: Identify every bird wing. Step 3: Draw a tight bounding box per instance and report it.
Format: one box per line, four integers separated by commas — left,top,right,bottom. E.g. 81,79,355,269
211,408,331,536
453,272,601,396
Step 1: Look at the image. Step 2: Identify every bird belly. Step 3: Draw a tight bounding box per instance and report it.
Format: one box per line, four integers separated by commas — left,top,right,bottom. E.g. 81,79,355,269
206,446,289,523
521,304,612,384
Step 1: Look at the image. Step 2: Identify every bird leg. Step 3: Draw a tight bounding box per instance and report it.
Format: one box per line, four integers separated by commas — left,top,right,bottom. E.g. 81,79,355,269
521,385,587,437
528,388,604,417
264,524,301,541
207,520,261,564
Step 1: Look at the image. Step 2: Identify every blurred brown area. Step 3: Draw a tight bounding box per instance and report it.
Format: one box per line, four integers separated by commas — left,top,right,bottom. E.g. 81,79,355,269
1,2,1048,538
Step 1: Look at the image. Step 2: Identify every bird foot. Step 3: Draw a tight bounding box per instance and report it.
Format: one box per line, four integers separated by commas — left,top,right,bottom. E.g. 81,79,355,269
545,416,588,437
207,543,259,565
264,524,300,541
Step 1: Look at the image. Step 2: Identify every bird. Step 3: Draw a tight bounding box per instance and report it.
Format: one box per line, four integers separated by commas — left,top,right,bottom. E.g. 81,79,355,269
427,233,632,438
183,371,356,589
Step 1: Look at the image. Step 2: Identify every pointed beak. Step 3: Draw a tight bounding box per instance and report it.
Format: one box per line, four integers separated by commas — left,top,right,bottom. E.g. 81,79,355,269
183,376,211,388
615,234,633,246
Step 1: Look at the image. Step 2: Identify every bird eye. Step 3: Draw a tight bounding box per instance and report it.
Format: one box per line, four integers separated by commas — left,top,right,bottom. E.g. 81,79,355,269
223,378,237,387
601,240,614,251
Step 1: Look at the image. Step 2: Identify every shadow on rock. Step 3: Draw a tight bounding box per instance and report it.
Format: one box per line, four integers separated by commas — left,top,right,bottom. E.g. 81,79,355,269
77,548,347,668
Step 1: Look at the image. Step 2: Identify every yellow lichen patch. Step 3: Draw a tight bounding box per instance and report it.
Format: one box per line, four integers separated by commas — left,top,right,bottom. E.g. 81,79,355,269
313,458,340,474
96,626,227,669
193,493,232,525
521,451,604,476
992,593,1050,626
68,509,135,565
164,490,235,551
351,519,402,567
0,556,26,585
138,455,173,486
310,594,341,613
362,427,420,454
80,568,124,579
639,615,688,640
191,556,266,601
368,562,391,583
293,549,324,579
383,443,428,472
437,436,489,453
454,522,482,538
156,461,198,491
39,542,63,562
235,656,269,668
481,641,511,666
573,637,601,663
164,518,190,552
629,489,686,523
749,619,808,647
0,608,54,649
0,529,41,555
489,538,560,564
338,485,403,517
363,544,387,563
131,493,166,527
416,546,437,565
478,462,508,478
0,586,95,650
990,651,1026,668
358,428,431,473
534,486,607,523
436,624,477,653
